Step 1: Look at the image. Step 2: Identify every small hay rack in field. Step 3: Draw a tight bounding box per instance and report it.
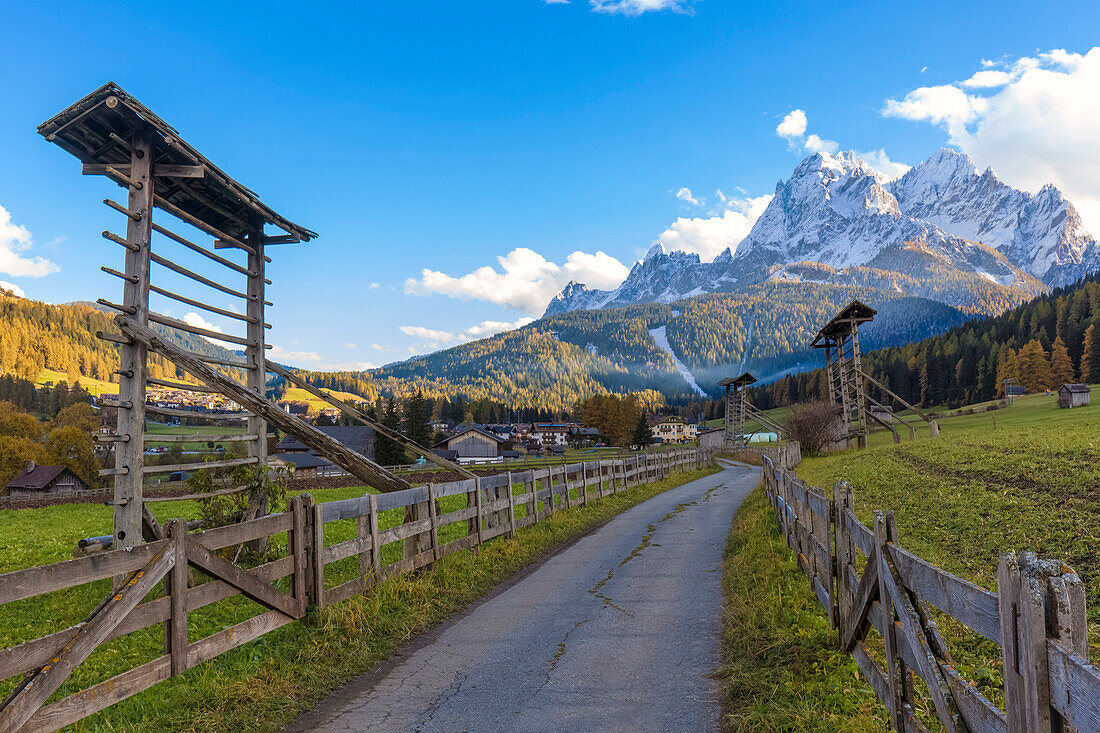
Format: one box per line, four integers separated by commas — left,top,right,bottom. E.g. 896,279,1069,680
812,301,938,448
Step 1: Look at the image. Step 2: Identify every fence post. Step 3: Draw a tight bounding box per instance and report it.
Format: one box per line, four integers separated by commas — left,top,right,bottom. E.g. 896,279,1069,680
312,501,325,608
474,476,484,543
427,483,440,563
998,552,1087,733
833,481,854,642
294,494,314,612
505,472,517,539
167,518,188,676
528,472,538,524
356,496,371,585
874,511,906,731
368,493,381,580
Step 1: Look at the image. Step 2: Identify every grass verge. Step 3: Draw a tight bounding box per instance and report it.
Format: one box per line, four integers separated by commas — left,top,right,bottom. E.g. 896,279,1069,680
68,464,718,732
719,484,889,732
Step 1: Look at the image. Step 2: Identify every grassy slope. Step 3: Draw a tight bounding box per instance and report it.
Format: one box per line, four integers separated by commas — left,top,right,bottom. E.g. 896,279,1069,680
0,465,717,732
720,388,1100,731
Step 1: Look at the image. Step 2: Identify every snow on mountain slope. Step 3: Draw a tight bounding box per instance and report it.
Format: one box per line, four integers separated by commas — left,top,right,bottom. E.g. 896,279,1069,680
545,149,1097,317
648,325,706,398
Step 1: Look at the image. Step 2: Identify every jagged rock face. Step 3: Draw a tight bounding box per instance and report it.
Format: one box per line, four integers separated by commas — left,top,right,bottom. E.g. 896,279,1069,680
545,149,1097,316
889,149,1099,287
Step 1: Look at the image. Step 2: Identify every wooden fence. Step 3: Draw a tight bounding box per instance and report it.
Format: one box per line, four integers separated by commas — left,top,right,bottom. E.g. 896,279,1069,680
0,448,710,732
762,457,1100,733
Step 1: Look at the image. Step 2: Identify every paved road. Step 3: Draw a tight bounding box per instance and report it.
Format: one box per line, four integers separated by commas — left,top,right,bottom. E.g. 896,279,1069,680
287,461,759,733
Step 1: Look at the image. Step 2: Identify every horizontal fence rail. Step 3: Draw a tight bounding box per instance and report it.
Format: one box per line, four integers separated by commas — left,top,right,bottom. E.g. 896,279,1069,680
761,457,1100,733
0,447,713,732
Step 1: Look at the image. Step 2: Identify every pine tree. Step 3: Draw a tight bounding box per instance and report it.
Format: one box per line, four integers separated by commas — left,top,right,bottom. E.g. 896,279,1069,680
1082,324,1100,384
995,347,1020,396
402,390,431,450
631,413,654,448
1017,339,1052,392
1049,336,1076,386
375,398,404,465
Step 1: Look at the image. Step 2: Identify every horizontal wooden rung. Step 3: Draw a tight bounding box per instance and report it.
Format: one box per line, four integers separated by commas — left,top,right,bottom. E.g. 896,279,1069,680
149,311,254,347
153,195,254,255
98,467,129,476
143,433,258,443
96,330,132,345
101,230,140,252
101,265,138,284
149,284,254,324
151,223,252,276
146,377,220,392
94,434,130,443
97,298,136,315
150,252,253,301
143,457,259,474
144,403,251,420
103,198,141,221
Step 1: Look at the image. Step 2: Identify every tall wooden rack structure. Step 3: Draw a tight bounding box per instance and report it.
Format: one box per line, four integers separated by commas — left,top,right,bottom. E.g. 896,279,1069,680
811,301,937,449
718,372,787,449
38,83,462,552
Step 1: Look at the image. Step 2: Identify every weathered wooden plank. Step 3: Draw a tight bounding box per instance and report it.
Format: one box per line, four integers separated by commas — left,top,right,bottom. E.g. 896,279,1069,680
377,517,433,546
844,509,873,557
437,534,479,557
0,546,173,733
435,479,476,499
812,577,831,613
168,520,188,676
0,556,295,683
23,656,172,733
186,609,293,669
890,544,1000,644
437,506,478,526
320,495,369,522
0,539,169,605
1047,642,1100,732
117,316,411,493
185,541,297,618
189,511,292,551
321,535,374,565
375,487,429,512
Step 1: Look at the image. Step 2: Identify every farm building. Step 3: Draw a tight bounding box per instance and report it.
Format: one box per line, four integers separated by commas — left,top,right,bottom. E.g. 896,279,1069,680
271,425,376,474
1058,383,1090,409
5,463,88,497
698,427,724,451
434,425,506,459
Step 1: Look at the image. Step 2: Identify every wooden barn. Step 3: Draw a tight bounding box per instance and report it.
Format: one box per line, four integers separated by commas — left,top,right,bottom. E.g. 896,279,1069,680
433,426,505,459
1058,383,1090,409
5,463,88,497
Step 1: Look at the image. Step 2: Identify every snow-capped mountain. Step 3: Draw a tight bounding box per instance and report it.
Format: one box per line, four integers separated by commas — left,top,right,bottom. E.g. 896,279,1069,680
545,149,1097,316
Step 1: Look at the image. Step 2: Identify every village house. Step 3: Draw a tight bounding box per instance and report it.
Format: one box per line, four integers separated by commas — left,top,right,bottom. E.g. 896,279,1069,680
652,416,690,444
1058,383,1090,409
5,462,89,497
532,423,570,446
270,425,376,476
569,425,600,447
433,425,506,460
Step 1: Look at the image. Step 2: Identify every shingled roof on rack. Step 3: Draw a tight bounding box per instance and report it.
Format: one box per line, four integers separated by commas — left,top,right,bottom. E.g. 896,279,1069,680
37,82,316,245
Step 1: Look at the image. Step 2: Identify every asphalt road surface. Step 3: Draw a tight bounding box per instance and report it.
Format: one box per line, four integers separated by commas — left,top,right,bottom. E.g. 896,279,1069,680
287,460,759,733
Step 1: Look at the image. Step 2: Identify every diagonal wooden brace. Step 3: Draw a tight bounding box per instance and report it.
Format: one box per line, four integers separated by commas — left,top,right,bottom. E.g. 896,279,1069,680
116,316,411,493
0,545,173,733
185,540,300,618
841,546,880,652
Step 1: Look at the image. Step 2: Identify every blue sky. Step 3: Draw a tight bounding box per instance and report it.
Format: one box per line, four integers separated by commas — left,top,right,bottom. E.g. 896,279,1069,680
2,0,1099,370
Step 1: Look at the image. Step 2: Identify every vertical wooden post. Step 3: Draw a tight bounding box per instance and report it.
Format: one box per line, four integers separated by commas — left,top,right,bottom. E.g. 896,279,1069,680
427,484,440,563
168,518,188,676
312,501,324,608
368,493,381,578
581,462,590,505
474,476,484,543
874,511,905,731
245,229,268,552
528,472,538,523
833,482,853,641
998,552,1085,733
884,512,917,720
356,501,371,586
292,494,311,614
113,130,153,553
505,472,517,538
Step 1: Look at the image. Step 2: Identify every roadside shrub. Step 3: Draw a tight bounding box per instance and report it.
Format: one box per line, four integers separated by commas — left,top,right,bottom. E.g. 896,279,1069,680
783,401,840,456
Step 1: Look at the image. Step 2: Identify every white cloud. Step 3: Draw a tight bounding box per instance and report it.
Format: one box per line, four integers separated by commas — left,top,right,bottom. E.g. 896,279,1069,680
371,343,396,352
0,205,59,278
339,342,356,349
675,187,702,206
883,46,1100,231
405,247,629,315
776,109,839,156
656,194,772,261
400,316,536,350
182,312,237,349
858,148,911,181
775,109,807,138
0,280,26,297
543,0,571,3
960,69,1011,89
590,0,695,15
804,134,838,154
368,282,381,290
268,344,377,371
